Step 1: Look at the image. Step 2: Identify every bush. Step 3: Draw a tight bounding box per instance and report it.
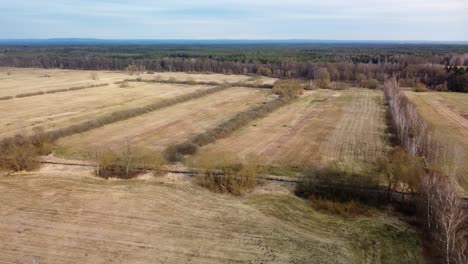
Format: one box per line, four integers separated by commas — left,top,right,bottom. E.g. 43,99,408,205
90,72,99,80
0,96,13,101
314,68,331,89
367,79,380,89
331,82,349,90
89,146,164,179
360,78,380,89
163,143,199,162
119,81,130,88
414,82,428,92
194,155,258,196
272,79,304,97
0,135,40,172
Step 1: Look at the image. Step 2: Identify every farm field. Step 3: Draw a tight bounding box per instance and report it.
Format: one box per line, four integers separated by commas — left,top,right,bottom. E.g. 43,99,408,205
0,68,276,96
192,88,388,174
405,91,468,192
0,81,214,139
0,169,420,264
57,87,274,158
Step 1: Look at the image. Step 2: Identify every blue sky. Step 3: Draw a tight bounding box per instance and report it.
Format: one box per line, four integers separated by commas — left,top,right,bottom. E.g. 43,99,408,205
0,0,467,40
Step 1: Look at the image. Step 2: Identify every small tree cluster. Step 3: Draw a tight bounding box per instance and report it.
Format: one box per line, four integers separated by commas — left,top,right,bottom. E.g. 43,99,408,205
314,68,331,89
419,173,467,264
272,79,304,97
88,142,164,179
192,153,259,196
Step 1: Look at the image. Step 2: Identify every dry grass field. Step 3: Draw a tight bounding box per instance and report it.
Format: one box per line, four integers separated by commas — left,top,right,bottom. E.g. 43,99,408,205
0,69,424,263
56,87,274,158
192,88,388,173
405,91,468,192
0,169,420,264
0,68,276,96
0,68,276,140
0,81,213,139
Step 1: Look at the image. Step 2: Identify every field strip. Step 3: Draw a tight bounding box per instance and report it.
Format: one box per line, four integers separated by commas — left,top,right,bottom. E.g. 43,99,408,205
0,83,213,139
0,70,127,96
0,83,110,101
193,90,337,165
321,90,386,172
1,86,229,146
193,89,388,171
422,95,468,135
57,87,273,156
404,92,468,195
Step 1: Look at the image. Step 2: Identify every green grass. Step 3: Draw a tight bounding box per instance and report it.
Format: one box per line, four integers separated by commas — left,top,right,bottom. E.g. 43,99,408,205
246,194,421,264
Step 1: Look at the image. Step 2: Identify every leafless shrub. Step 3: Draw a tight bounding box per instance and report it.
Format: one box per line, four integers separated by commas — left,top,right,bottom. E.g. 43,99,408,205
119,81,131,88
415,82,429,92
194,153,259,196
163,143,199,162
272,79,304,97
90,72,99,80
0,135,40,172
314,68,331,89
0,96,13,101
40,74,51,78
16,91,45,98
88,142,164,179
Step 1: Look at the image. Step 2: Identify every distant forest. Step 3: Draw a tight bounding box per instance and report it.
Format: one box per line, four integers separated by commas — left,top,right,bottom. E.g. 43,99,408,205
1,43,468,92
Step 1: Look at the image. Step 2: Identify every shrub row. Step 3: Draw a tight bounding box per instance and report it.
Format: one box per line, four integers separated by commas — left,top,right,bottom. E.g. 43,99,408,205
44,86,229,141
191,96,293,147
0,96,13,101
125,77,274,89
163,81,301,161
3,83,110,101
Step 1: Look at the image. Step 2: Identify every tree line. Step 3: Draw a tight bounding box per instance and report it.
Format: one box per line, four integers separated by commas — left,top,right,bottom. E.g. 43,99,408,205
1,45,467,92
384,78,467,264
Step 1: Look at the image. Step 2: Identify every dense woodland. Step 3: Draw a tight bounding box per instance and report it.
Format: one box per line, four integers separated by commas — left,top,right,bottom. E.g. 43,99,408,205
1,43,468,92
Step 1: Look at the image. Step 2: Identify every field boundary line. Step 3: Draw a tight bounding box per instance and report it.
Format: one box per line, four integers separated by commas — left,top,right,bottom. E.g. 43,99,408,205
0,83,110,101
122,78,274,89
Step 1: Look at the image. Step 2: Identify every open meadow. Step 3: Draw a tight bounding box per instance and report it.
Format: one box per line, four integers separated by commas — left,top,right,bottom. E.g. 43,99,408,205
191,88,388,174
405,91,468,193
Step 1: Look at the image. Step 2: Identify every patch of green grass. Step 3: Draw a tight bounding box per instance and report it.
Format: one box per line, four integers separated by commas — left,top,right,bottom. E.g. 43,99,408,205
246,194,421,264
259,165,305,177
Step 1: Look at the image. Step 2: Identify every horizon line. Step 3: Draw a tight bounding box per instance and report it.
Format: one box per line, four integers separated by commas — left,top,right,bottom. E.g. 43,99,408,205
0,38,468,44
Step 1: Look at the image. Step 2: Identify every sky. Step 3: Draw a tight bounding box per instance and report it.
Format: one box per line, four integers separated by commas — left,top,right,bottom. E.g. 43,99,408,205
0,0,467,41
